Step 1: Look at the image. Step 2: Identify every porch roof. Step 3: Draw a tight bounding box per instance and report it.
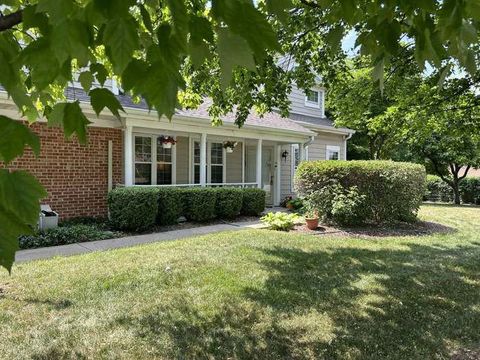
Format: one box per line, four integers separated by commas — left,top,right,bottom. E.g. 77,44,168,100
64,87,315,136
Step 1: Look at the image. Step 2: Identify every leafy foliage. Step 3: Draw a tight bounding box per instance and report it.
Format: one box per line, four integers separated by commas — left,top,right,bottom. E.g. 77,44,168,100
107,187,160,231
157,187,184,225
19,224,118,249
182,188,217,222
295,160,426,224
241,188,267,216
261,211,300,231
214,188,244,219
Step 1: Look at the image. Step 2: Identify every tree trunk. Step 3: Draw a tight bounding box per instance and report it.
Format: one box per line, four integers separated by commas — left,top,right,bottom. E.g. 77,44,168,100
452,180,461,205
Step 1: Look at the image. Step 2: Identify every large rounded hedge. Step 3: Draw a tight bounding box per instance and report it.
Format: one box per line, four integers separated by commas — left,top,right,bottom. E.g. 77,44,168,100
295,160,426,224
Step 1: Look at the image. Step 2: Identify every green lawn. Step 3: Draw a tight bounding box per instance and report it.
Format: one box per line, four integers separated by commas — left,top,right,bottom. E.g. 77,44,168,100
1,205,480,359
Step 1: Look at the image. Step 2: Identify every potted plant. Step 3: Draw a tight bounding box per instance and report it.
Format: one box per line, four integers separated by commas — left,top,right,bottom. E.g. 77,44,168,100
304,209,319,230
159,136,176,149
223,141,237,153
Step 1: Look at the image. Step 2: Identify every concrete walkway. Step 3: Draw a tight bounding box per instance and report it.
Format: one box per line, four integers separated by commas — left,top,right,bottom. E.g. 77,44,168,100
16,220,263,263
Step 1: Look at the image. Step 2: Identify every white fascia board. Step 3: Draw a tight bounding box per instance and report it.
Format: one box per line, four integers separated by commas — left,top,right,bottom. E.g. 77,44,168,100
295,120,355,135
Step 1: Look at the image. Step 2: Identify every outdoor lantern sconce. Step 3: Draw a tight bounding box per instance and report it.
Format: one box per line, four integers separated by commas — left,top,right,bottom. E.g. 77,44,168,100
282,150,289,162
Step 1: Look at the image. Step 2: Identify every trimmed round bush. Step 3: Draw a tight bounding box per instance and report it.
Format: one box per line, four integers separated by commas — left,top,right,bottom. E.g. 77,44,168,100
241,188,266,216
295,160,426,224
182,188,217,222
157,187,184,225
215,188,243,219
108,187,159,231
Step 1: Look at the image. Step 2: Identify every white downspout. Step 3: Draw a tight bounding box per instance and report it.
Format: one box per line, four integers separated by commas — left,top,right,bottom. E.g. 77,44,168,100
343,133,353,160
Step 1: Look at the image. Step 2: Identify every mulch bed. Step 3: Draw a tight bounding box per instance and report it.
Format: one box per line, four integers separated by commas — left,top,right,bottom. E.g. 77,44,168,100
291,220,455,238
450,347,480,360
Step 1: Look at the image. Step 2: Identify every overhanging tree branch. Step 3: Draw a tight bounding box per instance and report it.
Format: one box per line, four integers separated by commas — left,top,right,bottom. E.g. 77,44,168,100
0,11,23,32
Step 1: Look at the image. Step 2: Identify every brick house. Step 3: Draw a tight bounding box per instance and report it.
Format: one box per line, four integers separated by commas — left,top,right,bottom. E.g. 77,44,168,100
0,82,353,220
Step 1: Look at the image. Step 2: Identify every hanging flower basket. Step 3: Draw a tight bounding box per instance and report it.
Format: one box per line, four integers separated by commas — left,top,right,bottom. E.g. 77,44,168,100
223,141,237,153
159,136,176,149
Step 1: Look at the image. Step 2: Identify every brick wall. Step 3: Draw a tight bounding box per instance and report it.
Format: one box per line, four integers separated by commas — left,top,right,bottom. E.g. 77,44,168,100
7,123,123,219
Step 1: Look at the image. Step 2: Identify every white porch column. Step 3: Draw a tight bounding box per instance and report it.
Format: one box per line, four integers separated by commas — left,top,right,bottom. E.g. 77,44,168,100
256,139,262,188
200,133,207,186
299,143,306,162
124,125,133,186
241,140,245,185
275,144,282,206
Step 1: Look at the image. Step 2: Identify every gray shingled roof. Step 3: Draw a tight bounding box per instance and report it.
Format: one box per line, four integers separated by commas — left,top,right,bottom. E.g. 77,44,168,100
65,87,314,134
287,112,335,127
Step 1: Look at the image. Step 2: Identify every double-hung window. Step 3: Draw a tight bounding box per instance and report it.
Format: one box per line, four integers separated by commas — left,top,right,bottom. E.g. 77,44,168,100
326,145,340,160
134,136,153,185
134,135,174,185
305,89,320,108
192,141,224,184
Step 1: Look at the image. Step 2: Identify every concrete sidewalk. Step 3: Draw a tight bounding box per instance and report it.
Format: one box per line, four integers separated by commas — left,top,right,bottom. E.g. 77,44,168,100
16,220,263,263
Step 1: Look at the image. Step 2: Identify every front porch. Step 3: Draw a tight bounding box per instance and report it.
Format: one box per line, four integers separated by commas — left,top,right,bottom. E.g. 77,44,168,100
121,116,310,206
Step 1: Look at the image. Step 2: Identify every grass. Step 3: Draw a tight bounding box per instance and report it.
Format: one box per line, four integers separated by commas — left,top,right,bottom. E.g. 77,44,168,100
1,204,480,359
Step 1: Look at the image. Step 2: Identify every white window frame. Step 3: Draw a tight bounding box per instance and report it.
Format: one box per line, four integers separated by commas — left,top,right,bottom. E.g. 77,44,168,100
133,133,176,185
305,89,321,109
156,137,175,185
326,145,340,160
192,140,226,184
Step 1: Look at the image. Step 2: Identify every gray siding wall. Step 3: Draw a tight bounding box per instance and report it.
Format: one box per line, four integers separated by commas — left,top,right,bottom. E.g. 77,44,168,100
226,142,243,183
279,132,346,199
176,136,189,184
289,84,324,118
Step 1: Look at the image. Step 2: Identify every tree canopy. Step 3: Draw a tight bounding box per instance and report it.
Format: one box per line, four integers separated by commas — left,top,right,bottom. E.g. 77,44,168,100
0,0,479,271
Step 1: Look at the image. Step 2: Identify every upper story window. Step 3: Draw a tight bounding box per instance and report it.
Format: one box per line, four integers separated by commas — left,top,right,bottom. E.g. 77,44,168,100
305,89,321,109
326,145,340,160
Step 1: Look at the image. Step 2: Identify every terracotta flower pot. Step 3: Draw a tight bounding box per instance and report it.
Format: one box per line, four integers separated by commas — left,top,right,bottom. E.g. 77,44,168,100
286,203,294,210
305,217,319,230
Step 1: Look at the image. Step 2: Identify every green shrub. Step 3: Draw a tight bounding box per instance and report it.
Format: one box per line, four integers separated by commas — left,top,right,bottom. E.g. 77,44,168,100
330,186,368,226
182,188,217,222
108,187,159,231
424,175,453,202
459,177,480,204
19,224,118,249
241,188,266,216
157,187,184,225
261,212,300,231
215,188,243,219
295,160,426,224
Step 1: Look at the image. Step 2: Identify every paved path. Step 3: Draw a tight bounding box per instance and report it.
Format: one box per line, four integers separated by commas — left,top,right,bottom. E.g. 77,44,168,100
16,221,263,263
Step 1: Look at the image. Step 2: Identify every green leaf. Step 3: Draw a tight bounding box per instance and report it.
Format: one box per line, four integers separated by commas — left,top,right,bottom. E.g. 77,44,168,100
217,27,256,89
90,63,108,86
89,88,125,119
325,26,345,50
372,57,385,94
35,0,75,24
79,71,94,92
20,39,60,90
266,0,292,22
0,116,40,164
0,169,47,273
139,4,154,34
103,17,139,74
47,101,91,143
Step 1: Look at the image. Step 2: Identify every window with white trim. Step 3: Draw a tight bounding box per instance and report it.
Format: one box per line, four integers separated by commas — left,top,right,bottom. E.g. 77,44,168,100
156,137,173,185
134,136,152,185
192,141,224,184
134,135,174,185
305,89,320,108
210,142,224,183
326,145,340,160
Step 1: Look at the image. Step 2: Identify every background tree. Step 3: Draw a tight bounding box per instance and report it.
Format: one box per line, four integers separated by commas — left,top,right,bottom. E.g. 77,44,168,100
0,0,479,271
327,56,421,159
400,77,480,204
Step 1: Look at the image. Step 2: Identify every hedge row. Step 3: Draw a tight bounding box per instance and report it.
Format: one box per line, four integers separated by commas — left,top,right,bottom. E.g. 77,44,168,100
425,175,480,204
295,160,426,224
108,187,266,231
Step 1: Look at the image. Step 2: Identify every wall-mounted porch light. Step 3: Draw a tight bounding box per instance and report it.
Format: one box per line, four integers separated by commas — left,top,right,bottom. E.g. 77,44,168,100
282,150,289,162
